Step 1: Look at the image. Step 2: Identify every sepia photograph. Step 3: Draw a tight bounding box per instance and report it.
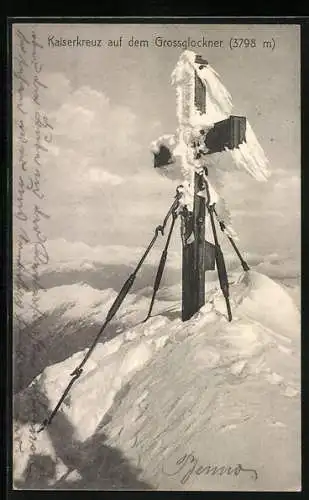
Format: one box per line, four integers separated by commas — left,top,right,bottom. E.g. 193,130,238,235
12,22,301,491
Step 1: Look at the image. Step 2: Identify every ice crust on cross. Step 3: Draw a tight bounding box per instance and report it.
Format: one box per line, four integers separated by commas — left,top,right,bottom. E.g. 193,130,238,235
151,50,270,214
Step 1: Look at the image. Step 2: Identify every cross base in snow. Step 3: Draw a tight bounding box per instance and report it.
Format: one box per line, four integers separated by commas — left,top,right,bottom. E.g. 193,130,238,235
152,50,268,322
153,119,248,322
181,173,206,321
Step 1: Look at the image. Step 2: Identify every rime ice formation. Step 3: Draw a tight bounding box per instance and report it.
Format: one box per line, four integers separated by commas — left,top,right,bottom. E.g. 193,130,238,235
151,50,270,219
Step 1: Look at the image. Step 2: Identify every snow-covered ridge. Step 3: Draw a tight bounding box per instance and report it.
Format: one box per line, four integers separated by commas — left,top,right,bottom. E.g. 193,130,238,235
13,271,300,490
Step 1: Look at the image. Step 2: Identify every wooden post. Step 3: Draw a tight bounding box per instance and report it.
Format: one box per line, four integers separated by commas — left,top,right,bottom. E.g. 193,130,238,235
181,65,208,322
181,173,206,321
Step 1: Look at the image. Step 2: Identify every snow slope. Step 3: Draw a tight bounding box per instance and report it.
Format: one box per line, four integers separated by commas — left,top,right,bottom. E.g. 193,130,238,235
13,271,300,491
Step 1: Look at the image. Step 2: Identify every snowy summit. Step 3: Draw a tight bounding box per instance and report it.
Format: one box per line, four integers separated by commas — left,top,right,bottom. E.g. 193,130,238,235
13,270,300,490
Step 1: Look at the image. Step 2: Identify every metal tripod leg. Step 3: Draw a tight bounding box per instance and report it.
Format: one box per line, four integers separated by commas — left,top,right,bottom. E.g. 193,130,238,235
208,204,232,322
38,190,182,433
213,207,250,272
143,209,178,322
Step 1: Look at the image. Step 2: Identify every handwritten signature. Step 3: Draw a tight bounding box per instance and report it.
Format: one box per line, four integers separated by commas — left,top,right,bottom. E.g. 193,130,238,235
163,452,258,485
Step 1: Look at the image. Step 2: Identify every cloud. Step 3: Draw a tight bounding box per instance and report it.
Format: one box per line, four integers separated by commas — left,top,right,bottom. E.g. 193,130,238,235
41,72,72,110
254,260,300,280
211,164,300,262
14,237,299,281
13,72,153,248
232,209,285,218
87,169,123,186
13,64,300,258
13,238,182,274
15,75,141,181
50,85,140,160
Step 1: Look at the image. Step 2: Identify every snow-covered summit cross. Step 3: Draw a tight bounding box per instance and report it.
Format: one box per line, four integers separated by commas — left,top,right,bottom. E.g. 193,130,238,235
151,50,270,321
37,51,272,433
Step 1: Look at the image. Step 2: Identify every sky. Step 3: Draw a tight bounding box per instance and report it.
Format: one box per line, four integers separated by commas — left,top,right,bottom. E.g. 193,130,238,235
12,23,300,269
